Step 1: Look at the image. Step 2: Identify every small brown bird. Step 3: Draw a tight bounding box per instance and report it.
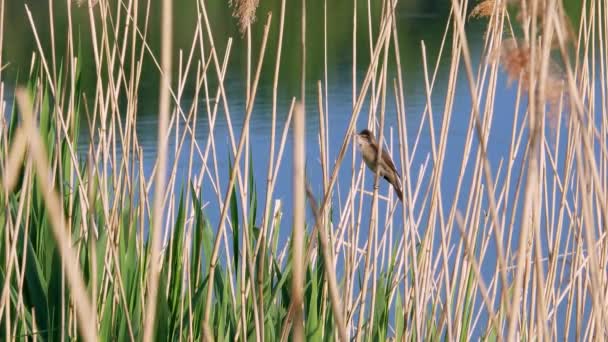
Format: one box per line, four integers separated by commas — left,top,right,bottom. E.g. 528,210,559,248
355,128,403,202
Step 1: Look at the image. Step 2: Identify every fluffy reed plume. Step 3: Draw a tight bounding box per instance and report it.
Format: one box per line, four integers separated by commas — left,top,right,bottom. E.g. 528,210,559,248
498,38,565,116
511,0,575,44
230,0,259,33
469,0,495,20
498,38,530,87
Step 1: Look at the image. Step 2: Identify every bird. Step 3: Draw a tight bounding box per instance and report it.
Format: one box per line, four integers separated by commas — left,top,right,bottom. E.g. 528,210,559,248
355,128,403,202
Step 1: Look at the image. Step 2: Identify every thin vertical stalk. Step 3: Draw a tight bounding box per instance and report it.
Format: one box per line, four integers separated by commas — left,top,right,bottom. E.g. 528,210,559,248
347,0,358,331
292,102,305,342
258,0,287,334
301,0,306,108
143,0,172,339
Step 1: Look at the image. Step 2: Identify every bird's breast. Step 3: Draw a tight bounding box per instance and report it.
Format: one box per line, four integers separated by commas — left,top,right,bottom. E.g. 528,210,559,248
360,147,380,172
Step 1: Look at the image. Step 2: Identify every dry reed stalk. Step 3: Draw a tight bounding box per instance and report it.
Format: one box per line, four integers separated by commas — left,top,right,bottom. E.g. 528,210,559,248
182,61,207,340
238,15,256,334
506,1,544,338
315,80,335,249
84,154,99,339
269,99,297,191
532,5,563,338
292,102,305,342
322,0,329,196
2,131,26,193
240,18,256,340
161,48,208,338
0,149,32,329
346,0,359,330
14,194,34,337
347,0,360,331
305,184,349,342
0,0,4,85
255,0,287,333
365,0,378,135
142,0,172,338
14,89,96,342
391,80,411,336
301,0,306,110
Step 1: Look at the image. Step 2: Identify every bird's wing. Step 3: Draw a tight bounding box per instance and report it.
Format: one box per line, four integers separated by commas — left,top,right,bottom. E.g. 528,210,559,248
369,140,379,155
381,148,401,180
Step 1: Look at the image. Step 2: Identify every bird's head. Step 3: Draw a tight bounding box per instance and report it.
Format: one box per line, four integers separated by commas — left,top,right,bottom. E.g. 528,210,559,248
355,128,375,149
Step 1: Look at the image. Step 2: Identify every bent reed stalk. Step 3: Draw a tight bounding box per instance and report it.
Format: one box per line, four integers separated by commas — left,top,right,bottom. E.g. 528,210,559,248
1,0,607,340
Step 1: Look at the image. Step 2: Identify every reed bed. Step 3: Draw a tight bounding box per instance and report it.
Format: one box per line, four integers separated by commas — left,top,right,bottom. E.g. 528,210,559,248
0,0,606,340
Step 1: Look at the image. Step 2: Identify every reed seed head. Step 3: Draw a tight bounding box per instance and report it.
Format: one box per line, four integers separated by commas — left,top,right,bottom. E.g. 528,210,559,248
469,0,495,20
230,0,259,34
498,38,566,125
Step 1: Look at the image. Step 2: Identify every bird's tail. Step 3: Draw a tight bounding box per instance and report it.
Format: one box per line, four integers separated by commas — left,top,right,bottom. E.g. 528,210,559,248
391,181,403,202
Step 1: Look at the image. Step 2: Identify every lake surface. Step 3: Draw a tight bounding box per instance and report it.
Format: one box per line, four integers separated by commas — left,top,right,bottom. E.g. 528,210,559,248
2,0,587,339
